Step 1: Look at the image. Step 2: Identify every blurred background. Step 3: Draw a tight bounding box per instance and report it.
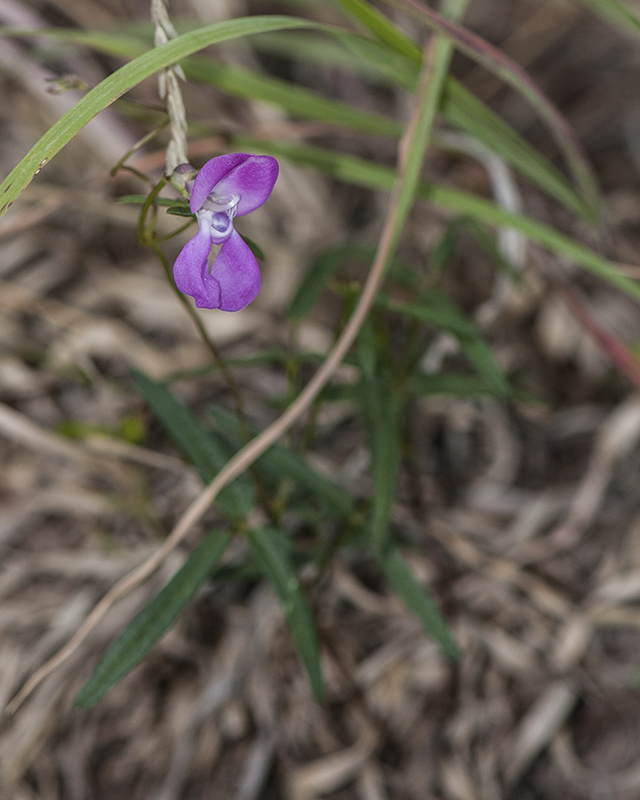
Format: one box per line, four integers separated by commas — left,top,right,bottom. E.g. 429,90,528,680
2,1,640,798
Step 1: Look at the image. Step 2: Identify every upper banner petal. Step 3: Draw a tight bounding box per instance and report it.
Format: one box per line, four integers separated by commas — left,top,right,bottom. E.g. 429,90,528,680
189,153,249,213
213,155,279,216
173,227,221,309
210,229,261,312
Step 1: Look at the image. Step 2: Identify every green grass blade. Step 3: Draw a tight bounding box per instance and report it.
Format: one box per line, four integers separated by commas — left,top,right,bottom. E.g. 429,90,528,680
233,138,640,303
333,0,599,217
75,529,231,708
412,372,513,398
330,0,422,62
0,15,320,216
441,79,591,220
386,0,471,255
131,370,255,519
247,527,323,702
361,378,404,551
381,292,510,397
377,543,459,659
0,24,589,218
383,0,600,218
208,405,354,520
183,58,401,137
578,0,640,37
0,25,149,57
359,0,471,552
287,242,377,320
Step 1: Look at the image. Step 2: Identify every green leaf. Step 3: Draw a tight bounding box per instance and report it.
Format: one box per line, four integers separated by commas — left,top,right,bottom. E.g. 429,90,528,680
166,205,196,218
380,291,510,397
361,379,404,551
239,234,265,261
75,529,231,707
0,15,322,216
440,79,591,220
391,0,600,216
131,369,254,519
0,23,590,218
247,526,324,702
116,194,183,206
377,543,459,659
0,25,149,58
287,242,375,321
333,0,599,218
330,0,422,63
233,137,640,304
413,372,507,398
208,405,354,519
183,58,401,137
578,0,640,38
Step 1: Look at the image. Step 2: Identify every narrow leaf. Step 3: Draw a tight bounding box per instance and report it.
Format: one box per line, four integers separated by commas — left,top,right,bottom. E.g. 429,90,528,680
208,405,354,519
183,58,401,137
441,79,591,220
578,0,640,38
381,292,510,397
232,138,640,303
248,527,324,702
75,529,231,707
132,369,254,519
0,15,321,215
287,242,376,321
383,0,600,217
377,544,459,659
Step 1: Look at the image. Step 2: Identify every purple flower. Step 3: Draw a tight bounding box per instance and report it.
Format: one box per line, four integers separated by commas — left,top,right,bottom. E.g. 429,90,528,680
173,153,278,312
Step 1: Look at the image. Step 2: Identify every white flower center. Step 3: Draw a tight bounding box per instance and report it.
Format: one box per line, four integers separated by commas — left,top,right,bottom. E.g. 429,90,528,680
196,193,239,242
202,192,239,214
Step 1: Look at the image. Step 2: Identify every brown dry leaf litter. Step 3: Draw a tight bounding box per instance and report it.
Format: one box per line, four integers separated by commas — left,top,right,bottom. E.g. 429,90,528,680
2,0,640,798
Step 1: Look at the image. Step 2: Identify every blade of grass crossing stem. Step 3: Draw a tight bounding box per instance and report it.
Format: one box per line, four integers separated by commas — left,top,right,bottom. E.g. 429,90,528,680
233,137,640,304
247,527,323,702
0,15,328,215
386,0,471,258
333,0,599,219
183,58,401,137
287,243,379,321
381,292,510,397
330,0,422,63
441,80,591,219
377,543,459,659
384,0,601,218
208,405,354,520
0,25,587,218
131,370,255,519
75,529,232,707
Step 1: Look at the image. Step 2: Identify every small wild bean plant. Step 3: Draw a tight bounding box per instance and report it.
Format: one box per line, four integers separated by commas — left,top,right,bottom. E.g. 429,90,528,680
3,0,640,711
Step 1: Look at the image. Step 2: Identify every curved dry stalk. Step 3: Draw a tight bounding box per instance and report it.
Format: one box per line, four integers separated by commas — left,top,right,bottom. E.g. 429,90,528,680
6,33,441,716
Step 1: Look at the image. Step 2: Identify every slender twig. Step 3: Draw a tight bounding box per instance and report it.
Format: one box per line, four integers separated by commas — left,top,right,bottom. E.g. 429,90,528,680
6,32,442,715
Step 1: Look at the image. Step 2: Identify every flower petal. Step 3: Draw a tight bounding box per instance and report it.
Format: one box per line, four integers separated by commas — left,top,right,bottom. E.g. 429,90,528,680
173,226,221,309
210,229,261,312
189,153,249,213
213,155,279,216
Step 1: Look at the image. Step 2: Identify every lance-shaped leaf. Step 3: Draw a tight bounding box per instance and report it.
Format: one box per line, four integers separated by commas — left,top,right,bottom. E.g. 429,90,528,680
248,526,324,702
377,543,459,660
232,137,640,304
132,369,254,519
0,15,322,216
75,529,231,708
208,405,354,520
